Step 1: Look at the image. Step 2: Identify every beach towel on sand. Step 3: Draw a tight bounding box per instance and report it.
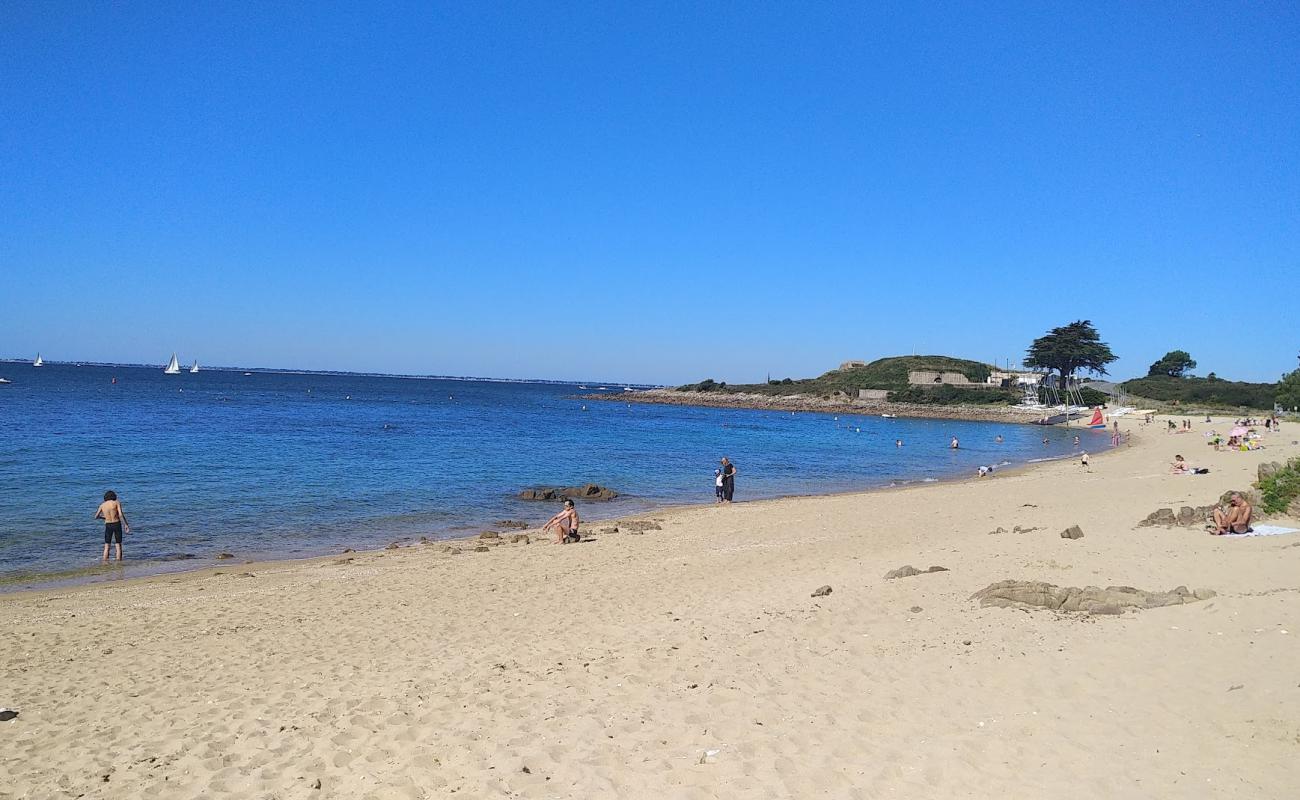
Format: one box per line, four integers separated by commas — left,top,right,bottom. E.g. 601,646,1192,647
1222,525,1300,538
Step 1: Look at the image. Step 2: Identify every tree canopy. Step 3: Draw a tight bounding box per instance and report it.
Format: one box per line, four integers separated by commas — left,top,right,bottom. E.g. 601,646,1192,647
1279,367,1300,412
1024,320,1117,388
1148,350,1197,377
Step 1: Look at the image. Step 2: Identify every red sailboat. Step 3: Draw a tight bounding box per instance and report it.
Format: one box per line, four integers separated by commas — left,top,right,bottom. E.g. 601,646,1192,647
1087,407,1106,429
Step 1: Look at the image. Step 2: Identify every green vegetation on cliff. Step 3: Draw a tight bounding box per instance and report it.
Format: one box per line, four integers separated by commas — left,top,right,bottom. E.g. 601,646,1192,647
1258,458,1300,515
679,356,1017,404
1120,375,1278,410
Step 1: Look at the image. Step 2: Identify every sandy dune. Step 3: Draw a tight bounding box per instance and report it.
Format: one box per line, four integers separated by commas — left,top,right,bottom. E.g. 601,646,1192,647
3,416,1298,799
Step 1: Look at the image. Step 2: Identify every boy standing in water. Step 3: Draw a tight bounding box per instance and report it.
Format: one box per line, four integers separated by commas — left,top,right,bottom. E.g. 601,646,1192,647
95,490,130,562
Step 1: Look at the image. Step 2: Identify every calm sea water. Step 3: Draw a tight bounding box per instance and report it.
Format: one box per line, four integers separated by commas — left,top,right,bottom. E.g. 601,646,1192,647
0,362,1107,589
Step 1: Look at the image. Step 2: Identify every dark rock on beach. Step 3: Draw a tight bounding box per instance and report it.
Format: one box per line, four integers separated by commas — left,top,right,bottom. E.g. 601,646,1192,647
811,585,832,597
518,484,619,502
510,534,530,544
479,531,501,540
971,580,1216,615
495,520,531,529
215,552,234,560
1060,525,1084,540
884,565,948,580
621,520,662,534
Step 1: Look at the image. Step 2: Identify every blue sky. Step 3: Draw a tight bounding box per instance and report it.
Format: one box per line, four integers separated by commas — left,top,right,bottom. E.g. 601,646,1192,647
3,2,1296,384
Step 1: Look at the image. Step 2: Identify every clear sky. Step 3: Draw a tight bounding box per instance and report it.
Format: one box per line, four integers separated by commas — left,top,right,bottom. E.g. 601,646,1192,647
3,2,1297,384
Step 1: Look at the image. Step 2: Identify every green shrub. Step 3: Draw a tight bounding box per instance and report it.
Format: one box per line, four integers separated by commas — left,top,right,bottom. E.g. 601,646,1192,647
1258,458,1300,515
1120,375,1277,410
888,386,1020,405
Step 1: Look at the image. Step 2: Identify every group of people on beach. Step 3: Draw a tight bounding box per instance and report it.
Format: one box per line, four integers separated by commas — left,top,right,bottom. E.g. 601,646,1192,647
540,457,740,545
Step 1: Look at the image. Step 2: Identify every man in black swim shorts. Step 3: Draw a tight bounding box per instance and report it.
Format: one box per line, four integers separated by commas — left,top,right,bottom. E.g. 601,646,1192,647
95,490,130,562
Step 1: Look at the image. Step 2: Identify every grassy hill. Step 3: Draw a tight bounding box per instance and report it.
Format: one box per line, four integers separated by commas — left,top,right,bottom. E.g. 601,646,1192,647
679,356,1018,405
1120,375,1277,410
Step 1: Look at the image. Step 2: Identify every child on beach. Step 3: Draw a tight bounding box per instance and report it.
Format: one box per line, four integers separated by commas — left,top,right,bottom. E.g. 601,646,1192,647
94,490,130,562
714,469,724,503
1080,452,1090,471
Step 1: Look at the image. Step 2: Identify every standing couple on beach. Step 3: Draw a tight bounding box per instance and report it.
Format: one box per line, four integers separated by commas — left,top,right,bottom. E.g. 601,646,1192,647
714,457,737,503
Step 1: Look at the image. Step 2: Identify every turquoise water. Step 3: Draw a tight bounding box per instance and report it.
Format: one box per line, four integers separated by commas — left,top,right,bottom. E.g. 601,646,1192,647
0,362,1106,589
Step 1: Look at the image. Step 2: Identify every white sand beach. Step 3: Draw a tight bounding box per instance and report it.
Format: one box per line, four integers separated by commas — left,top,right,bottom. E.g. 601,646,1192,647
3,416,1298,799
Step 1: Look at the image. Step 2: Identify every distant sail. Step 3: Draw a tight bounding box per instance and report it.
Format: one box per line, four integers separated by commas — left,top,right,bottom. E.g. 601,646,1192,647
164,353,181,374
33,353,43,367
190,360,200,374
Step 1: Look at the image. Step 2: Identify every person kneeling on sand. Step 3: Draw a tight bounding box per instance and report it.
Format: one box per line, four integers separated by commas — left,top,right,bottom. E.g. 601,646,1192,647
1210,493,1253,535
1171,455,1191,474
543,499,581,544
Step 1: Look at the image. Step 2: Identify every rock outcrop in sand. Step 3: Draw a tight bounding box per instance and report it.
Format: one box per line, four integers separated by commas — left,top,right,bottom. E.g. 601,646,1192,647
972,580,1216,615
884,565,949,579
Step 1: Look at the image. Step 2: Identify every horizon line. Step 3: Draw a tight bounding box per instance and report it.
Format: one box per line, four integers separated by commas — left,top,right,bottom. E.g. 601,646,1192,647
0,357,664,389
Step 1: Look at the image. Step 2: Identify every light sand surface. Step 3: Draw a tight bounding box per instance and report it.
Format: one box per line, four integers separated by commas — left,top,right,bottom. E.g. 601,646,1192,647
3,416,1299,799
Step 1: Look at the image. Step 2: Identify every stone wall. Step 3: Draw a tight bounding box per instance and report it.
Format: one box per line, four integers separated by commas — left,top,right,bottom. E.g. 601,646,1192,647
908,371,973,386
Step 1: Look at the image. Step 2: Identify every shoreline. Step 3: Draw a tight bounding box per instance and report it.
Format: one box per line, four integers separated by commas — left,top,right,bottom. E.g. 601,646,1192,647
5,414,1298,797
586,387,1067,423
0,438,1105,596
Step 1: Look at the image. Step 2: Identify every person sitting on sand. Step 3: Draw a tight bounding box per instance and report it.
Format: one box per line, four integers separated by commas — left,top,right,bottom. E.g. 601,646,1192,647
1210,493,1253,535
542,499,581,544
1171,455,1191,474
95,490,130,562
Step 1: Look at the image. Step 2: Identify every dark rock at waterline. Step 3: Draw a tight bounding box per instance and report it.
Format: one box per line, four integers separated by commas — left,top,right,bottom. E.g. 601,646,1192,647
215,552,234,560
495,520,530,529
518,484,619,502
479,531,501,540
386,542,401,550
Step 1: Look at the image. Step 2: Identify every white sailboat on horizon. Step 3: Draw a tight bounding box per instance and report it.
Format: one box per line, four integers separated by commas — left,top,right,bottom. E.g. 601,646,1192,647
190,360,200,374
164,353,181,374
33,353,43,367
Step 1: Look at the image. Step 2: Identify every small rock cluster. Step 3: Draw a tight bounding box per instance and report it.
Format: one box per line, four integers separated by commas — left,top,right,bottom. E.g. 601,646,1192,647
971,580,1216,616
599,520,663,535
1138,490,1257,529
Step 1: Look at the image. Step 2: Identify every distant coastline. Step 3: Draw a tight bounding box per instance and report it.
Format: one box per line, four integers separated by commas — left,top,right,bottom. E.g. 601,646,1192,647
586,388,1050,424
0,358,660,389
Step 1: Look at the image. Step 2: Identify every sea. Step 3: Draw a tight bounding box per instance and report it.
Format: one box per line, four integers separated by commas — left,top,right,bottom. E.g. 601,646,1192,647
0,362,1110,590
